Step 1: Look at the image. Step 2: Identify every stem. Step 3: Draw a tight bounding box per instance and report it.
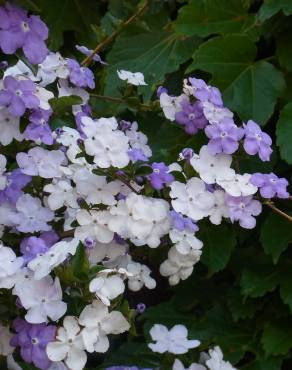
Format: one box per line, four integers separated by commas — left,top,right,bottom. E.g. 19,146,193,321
90,93,124,104
59,229,75,238
264,201,292,223
81,0,149,66
115,175,140,194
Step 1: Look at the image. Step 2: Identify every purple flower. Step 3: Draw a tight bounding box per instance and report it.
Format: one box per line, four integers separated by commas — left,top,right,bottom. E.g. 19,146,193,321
128,148,148,162
225,195,262,229
24,109,53,145
250,173,289,199
10,318,56,370
105,367,152,370
20,231,58,263
189,77,223,106
136,303,146,314
175,99,207,135
0,76,39,117
243,120,272,161
170,210,198,232
0,169,31,205
75,45,106,64
119,120,132,131
157,86,168,98
179,148,194,161
0,4,48,64
147,162,174,190
205,118,244,155
67,58,95,89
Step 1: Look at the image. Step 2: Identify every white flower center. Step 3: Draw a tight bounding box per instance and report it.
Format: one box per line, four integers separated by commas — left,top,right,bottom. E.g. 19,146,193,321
31,337,39,345
188,113,195,120
21,21,30,32
153,168,160,174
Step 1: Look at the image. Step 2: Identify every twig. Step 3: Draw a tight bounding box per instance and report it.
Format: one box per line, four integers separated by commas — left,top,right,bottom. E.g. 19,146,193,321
264,201,292,223
59,229,75,238
81,1,149,66
90,93,124,104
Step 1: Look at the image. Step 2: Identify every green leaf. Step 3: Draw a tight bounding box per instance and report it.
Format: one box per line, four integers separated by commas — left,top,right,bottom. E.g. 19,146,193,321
104,27,199,98
242,356,283,370
49,95,83,116
276,102,292,164
175,0,256,38
261,321,292,356
259,0,292,22
71,243,90,281
228,290,262,321
260,213,292,263
276,32,292,72
200,224,236,274
188,34,285,124
279,269,292,313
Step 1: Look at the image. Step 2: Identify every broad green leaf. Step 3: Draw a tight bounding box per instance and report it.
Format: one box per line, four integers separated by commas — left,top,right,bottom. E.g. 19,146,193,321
276,33,292,72
49,95,83,116
240,266,280,297
279,269,292,313
261,321,292,356
175,0,256,38
71,243,90,281
104,27,199,98
260,213,292,263
228,290,262,321
259,0,292,22
276,102,292,164
200,224,236,274
242,356,283,370
188,35,285,124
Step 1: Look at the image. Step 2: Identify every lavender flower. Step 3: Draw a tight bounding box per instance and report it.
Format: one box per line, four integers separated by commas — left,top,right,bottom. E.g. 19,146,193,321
243,120,272,161
0,76,39,117
67,58,95,89
136,303,146,314
170,210,198,232
0,3,48,64
24,109,53,145
75,45,106,64
205,118,244,155
189,77,223,106
128,148,148,162
157,86,168,98
178,148,194,161
105,367,152,370
250,173,289,199
147,162,174,190
225,195,262,229
175,99,207,135
0,169,31,205
20,230,58,263
10,318,56,370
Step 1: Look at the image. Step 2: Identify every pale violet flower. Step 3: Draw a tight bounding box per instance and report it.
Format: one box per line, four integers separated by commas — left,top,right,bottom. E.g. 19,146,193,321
0,244,23,289
148,324,200,354
117,70,147,86
0,108,23,145
4,60,39,81
46,316,86,370
37,52,69,86
208,190,230,225
34,84,54,111
89,273,125,306
173,359,206,370
205,346,237,370
79,300,130,353
217,173,258,197
159,92,186,121
87,240,128,266
169,228,203,255
202,101,233,124
44,180,79,210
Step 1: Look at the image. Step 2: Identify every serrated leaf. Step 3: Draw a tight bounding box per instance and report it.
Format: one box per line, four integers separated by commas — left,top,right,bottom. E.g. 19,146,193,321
200,224,236,274
260,213,292,263
188,34,285,125
261,321,292,356
259,0,292,22
276,102,292,164
175,0,256,38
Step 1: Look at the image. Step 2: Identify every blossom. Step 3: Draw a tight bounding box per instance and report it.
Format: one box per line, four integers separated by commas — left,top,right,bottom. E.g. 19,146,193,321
243,120,272,161
250,173,289,199
0,108,22,145
4,60,39,81
190,145,234,185
170,178,215,221
89,273,125,306
20,236,50,264
75,45,106,64
126,260,156,291
0,76,39,116
11,318,56,370
173,359,206,370
205,346,236,370
225,195,262,229
202,101,233,124
0,323,13,356
208,190,230,225
0,3,48,64
79,300,130,353
0,244,24,286
170,211,198,232
169,228,203,255
16,276,67,323
0,154,7,190
44,180,78,210
187,77,223,106
117,70,147,85
159,92,186,121
148,324,200,354
24,109,53,145
46,316,86,370
205,119,244,155
0,169,31,205
147,162,174,190
175,99,207,135
37,52,69,86
67,59,95,89
217,173,257,197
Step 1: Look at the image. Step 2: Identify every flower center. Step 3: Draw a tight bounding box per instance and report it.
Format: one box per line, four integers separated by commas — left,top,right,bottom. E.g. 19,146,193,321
21,21,30,32
153,168,160,174
220,132,227,138
31,337,39,345
239,202,245,209
255,133,262,141
15,90,22,97
188,113,195,120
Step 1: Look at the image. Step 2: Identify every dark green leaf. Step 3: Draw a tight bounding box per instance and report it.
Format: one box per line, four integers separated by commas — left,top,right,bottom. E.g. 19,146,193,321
276,102,292,164
261,321,292,356
259,0,292,22
49,95,83,116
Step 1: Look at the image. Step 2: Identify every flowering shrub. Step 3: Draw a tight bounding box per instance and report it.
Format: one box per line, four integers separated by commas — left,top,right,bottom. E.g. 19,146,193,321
0,1,292,370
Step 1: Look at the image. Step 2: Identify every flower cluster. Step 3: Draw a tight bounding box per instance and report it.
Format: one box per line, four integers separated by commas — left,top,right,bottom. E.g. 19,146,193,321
0,3,289,370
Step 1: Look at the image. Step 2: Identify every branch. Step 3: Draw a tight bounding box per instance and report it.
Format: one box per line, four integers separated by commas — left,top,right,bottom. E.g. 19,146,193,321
81,1,149,66
59,229,75,238
90,93,152,110
264,201,292,223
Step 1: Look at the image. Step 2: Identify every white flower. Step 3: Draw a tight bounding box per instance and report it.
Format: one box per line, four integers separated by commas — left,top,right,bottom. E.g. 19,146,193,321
3,267,33,291
160,246,201,286
82,116,130,168
190,146,234,185
173,359,206,370
202,101,233,124
16,275,67,323
169,229,203,255
0,108,22,145
37,52,69,86
170,178,215,221
217,173,257,197
126,260,156,292
205,346,237,370
58,79,89,115
87,240,128,266
75,209,114,244
0,324,13,356
73,168,120,206
34,85,54,110
148,324,200,354
4,60,39,81
0,154,7,190
89,273,125,306
159,92,186,121
79,300,130,353
46,316,86,370
117,70,147,85
125,121,152,158
44,180,78,210
0,244,23,287
209,190,230,225
28,239,79,280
